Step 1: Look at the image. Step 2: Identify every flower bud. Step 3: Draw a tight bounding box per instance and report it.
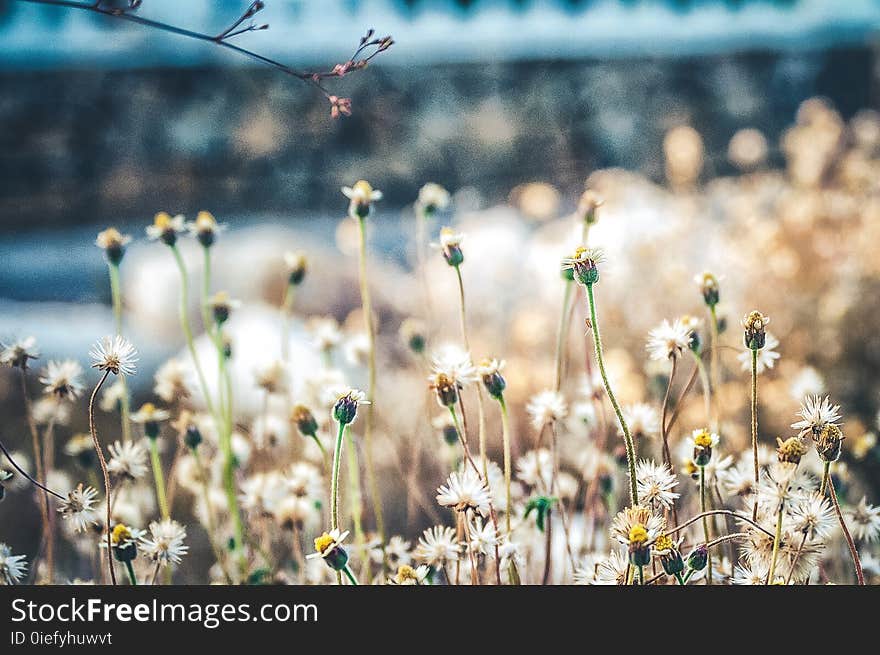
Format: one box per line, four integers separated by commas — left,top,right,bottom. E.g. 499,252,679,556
776,436,808,465
694,272,720,307
184,424,202,450
686,544,708,572
96,228,131,266
478,358,506,399
429,372,459,408
333,390,367,425
291,404,319,437
742,310,769,351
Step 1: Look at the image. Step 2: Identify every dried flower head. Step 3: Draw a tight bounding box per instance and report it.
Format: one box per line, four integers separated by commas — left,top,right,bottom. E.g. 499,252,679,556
90,335,138,377
742,310,769,350
415,525,460,566
846,497,880,543
526,390,568,430
776,436,808,465
622,404,660,440
107,440,148,482
814,423,845,463
791,395,842,440
0,543,28,585
635,459,680,510
96,227,132,265
153,358,191,403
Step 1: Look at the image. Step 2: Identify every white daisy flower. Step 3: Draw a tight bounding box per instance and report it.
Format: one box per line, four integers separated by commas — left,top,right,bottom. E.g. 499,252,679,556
436,468,492,517
635,459,680,510
107,441,148,482
58,484,100,533
145,212,186,243
139,519,189,566
389,564,431,585
0,336,39,369
622,403,660,439
467,517,498,555
791,395,842,439
306,528,349,561
39,360,84,400
430,344,478,386
646,318,692,361
415,526,460,566
737,332,780,374
342,180,383,219
515,449,553,490
0,543,28,585
90,335,138,377
788,492,836,541
846,496,880,543
153,358,191,403
610,506,665,546
526,390,568,430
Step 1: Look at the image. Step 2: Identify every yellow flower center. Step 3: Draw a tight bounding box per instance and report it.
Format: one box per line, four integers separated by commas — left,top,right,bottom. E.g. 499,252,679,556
654,533,673,551
353,180,374,198
139,402,156,417
97,227,124,248
694,430,713,448
111,524,132,545
153,212,173,230
573,246,590,260
396,565,418,582
628,524,649,545
314,533,335,554
195,211,216,232
683,459,698,475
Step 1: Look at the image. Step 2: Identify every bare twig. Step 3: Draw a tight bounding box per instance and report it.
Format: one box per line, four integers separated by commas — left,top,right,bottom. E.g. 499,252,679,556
15,0,392,114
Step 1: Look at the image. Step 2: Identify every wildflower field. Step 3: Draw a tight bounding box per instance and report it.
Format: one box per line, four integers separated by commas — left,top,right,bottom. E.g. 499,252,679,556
2,2,880,588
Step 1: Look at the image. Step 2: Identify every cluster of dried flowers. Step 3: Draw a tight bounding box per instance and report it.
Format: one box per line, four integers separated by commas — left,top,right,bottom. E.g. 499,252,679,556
1,98,879,586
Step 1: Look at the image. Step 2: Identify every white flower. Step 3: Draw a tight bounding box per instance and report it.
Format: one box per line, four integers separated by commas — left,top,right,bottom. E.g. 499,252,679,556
372,535,412,567
415,526,460,566
343,332,371,368
130,403,170,425
58,484,100,533
430,344,478,385
573,554,603,584
732,562,768,585
0,336,39,369
610,506,665,546
416,182,451,213
436,468,492,517
738,332,780,374
592,549,629,585
140,519,189,566
153,358,191,402
342,181,383,205
39,360,84,399
788,493,836,541
306,528,349,560
0,543,28,585
622,403,660,439
145,212,186,241
467,517,498,555
107,441,148,481
515,449,553,490
791,395,842,439
253,359,289,394
646,318,692,361
526,390,568,430
789,366,824,401
718,459,757,498
389,564,431,585
434,226,464,250
498,539,522,571
635,459,680,510
90,335,138,377
846,496,880,543
309,316,343,353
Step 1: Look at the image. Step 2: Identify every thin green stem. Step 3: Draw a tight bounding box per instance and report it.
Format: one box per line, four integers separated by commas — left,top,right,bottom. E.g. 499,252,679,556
498,395,513,535
700,465,712,585
766,504,784,584
453,263,488,478
201,246,215,337
331,421,346,532
708,303,720,430
170,245,216,418
342,565,359,586
345,432,366,556
750,348,759,522
280,283,295,361
355,216,385,543
107,263,133,444
124,560,138,586
213,335,243,556
585,283,638,505
147,438,170,520
554,280,575,392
